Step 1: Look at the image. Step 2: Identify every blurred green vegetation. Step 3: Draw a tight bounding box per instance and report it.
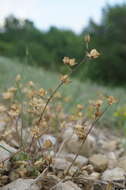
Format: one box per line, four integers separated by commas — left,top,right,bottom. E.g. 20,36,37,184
0,3,126,85
83,4,126,85
0,56,126,130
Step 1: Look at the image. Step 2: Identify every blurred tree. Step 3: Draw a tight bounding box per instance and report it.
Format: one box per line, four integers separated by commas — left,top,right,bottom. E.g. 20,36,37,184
4,15,20,31
0,16,83,72
82,3,126,85
1,3,126,85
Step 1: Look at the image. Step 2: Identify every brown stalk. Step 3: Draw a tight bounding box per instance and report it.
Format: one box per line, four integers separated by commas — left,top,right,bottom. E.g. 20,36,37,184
15,116,21,146
20,104,24,148
38,59,88,126
65,104,110,176
37,81,64,126
32,56,88,149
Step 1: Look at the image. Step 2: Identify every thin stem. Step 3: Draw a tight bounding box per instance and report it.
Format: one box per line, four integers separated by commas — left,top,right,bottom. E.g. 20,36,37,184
15,117,20,145
37,51,89,126
65,104,110,176
33,166,49,184
20,103,25,149
37,81,64,125
28,136,35,154
31,51,90,154
0,144,12,154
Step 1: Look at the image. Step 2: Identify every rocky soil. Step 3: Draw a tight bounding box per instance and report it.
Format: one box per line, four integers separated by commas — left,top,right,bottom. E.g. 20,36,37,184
0,121,126,190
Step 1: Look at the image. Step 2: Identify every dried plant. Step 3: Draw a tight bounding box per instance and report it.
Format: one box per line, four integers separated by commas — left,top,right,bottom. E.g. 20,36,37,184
0,35,117,187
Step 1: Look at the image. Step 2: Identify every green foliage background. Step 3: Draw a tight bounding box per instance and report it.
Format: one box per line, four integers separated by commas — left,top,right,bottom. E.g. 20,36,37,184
0,3,126,85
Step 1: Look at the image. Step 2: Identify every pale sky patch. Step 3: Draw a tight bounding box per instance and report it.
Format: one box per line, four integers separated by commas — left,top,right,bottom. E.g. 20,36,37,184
0,0,125,33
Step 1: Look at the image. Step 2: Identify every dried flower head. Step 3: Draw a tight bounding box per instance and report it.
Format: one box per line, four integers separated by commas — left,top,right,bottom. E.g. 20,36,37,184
87,49,100,59
2,92,13,100
95,110,102,118
107,96,117,105
27,89,36,98
15,74,21,81
43,139,53,148
31,125,40,138
54,92,62,98
8,87,17,93
69,58,76,66
94,100,103,107
90,99,103,108
8,104,21,117
63,57,76,66
0,105,7,113
28,81,35,87
60,75,70,84
63,57,70,65
77,112,83,117
28,97,44,114
74,124,86,139
84,34,91,43
38,88,47,97
76,104,84,110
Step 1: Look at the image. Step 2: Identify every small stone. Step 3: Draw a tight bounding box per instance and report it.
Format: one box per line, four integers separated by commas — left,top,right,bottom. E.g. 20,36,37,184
115,148,125,158
0,175,9,186
64,153,88,167
0,141,17,171
89,154,108,172
8,139,19,148
0,121,6,132
0,141,17,160
118,156,126,172
107,152,117,169
81,170,88,176
68,166,78,176
9,170,20,181
102,167,125,181
1,178,40,190
102,140,119,152
90,172,100,180
53,158,71,171
36,174,60,189
55,181,81,190
63,127,96,156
